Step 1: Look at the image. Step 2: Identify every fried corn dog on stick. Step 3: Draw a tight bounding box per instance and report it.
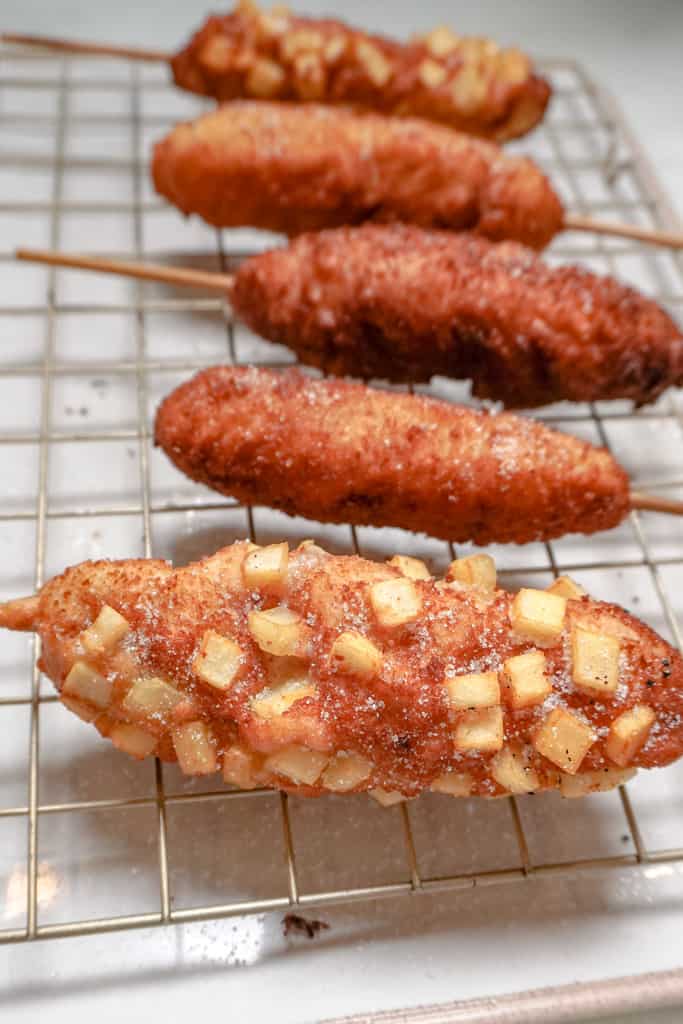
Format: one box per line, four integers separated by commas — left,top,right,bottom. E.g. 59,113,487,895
171,2,551,142
230,225,683,407
151,101,563,249
155,367,630,545
2,541,682,801
17,224,683,407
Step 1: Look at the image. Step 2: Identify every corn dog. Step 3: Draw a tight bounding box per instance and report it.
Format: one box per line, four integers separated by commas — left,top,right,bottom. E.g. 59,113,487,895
171,2,551,141
2,540,680,800
154,367,630,545
17,225,682,406
228,225,683,407
151,101,562,249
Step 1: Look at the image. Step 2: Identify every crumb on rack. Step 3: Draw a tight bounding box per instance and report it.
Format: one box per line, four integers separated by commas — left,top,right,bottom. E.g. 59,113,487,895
282,913,330,939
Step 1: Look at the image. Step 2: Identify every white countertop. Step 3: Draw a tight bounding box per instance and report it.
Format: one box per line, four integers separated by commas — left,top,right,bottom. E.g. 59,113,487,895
1,3,682,1024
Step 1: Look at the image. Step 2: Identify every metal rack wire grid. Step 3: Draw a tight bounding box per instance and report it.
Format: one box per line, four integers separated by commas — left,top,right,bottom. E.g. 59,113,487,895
0,50,682,947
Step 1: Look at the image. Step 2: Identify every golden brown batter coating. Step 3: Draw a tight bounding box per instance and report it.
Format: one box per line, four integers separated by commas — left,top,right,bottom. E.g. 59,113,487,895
151,101,562,249
170,2,551,142
154,366,630,545
2,541,682,801
230,224,683,407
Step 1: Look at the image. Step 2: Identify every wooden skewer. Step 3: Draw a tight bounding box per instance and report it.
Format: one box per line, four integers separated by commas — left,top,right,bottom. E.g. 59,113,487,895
564,214,683,251
0,32,170,62
630,491,683,516
15,247,234,293
13,245,683,519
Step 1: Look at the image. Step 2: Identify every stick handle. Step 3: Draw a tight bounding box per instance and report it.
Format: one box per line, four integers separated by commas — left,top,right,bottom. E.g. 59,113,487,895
0,32,171,62
15,247,234,293
631,491,683,516
0,596,40,632
564,213,683,250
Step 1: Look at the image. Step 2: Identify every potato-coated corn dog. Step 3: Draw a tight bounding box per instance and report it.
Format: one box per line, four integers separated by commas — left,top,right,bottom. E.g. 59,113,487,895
151,101,562,249
154,367,630,545
228,224,683,407
2,541,681,800
171,2,551,141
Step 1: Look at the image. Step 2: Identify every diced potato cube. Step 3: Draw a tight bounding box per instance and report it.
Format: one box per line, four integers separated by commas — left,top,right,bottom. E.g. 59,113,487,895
423,25,461,57
257,10,290,39
248,606,306,657
387,555,431,580
560,766,636,798
418,58,447,88
510,588,566,643
446,671,500,710
246,57,286,97
491,746,540,794
430,771,473,796
502,649,551,709
369,788,406,807
446,554,496,591
454,706,504,753
280,28,324,61
243,542,289,589
321,752,373,792
264,744,328,786
546,576,586,601
571,628,620,697
330,631,382,678
110,723,157,759
199,34,233,72
123,676,183,718
172,721,217,775
80,604,130,655
323,34,346,63
355,39,392,86
193,630,243,691
369,577,422,628
63,660,112,709
533,707,596,774
251,680,316,720
222,745,260,789
606,705,656,767
61,695,99,723
451,65,488,115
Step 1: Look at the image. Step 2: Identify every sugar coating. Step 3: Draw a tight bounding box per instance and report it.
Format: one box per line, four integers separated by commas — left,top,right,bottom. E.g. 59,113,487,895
15,540,683,799
155,365,630,546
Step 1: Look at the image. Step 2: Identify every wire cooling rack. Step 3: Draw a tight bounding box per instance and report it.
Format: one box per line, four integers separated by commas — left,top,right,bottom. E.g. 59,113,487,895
0,51,682,960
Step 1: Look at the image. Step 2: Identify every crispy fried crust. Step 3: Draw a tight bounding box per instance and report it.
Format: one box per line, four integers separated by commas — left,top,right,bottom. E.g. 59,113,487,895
170,3,551,142
231,224,683,407
154,367,630,545
151,101,562,249
2,541,682,799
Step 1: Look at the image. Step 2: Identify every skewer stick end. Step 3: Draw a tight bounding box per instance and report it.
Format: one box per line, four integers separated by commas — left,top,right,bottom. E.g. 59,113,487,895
564,213,683,249
630,491,683,516
0,595,40,632
1,32,171,62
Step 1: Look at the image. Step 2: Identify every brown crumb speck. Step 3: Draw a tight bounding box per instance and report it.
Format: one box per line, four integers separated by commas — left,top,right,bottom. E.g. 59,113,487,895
282,913,330,939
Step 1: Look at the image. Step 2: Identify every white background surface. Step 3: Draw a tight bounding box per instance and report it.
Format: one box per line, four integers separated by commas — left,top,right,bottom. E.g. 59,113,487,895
1,3,683,1024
